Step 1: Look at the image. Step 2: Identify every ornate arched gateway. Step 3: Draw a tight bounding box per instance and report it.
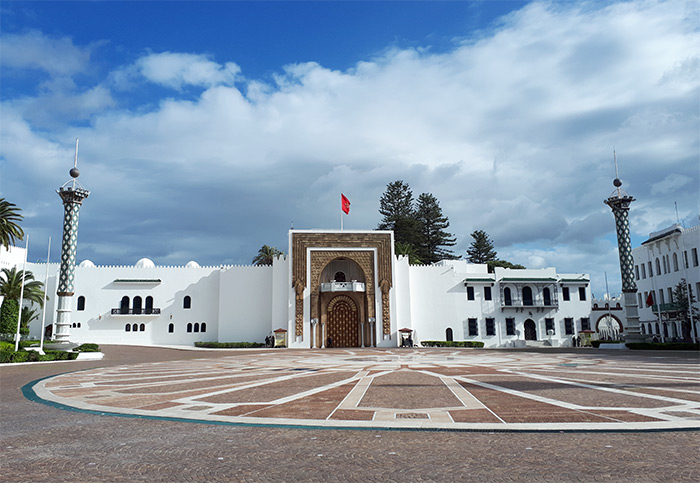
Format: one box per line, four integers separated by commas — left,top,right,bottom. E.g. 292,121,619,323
291,231,394,348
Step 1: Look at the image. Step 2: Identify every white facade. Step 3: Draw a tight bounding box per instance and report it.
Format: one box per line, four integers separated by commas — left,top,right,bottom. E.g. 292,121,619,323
632,223,700,341
3,230,593,348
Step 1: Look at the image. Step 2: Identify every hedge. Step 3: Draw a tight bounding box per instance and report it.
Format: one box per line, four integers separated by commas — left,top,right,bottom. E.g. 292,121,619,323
194,341,265,348
420,341,485,348
0,348,81,363
626,342,699,351
74,343,101,352
591,340,624,348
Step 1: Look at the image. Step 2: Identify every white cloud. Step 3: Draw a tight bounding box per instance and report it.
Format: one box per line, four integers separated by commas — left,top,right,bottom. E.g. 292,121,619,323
651,173,693,195
2,0,698,298
114,52,242,90
0,30,92,76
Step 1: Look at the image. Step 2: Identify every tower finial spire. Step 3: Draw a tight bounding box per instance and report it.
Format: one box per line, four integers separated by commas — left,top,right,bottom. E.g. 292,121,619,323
613,148,619,179
74,138,79,169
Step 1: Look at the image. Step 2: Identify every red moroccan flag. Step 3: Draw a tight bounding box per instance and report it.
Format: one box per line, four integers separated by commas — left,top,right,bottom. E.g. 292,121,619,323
646,292,654,307
341,194,350,214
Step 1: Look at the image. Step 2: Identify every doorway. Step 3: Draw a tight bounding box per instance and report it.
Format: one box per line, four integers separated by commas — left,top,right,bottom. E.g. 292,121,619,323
326,296,360,348
524,319,537,340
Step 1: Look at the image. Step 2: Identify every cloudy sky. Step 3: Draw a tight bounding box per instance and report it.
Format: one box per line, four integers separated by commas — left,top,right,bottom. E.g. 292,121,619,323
1,0,698,298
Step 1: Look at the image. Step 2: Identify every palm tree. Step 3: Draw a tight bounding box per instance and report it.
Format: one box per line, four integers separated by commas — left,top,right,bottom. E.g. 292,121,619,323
0,198,24,249
252,245,283,266
0,267,46,307
20,306,39,336
395,242,422,265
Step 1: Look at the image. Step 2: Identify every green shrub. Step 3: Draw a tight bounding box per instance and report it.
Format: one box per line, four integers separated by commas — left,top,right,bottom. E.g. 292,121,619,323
0,341,15,351
74,343,100,352
194,341,265,348
420,340,484,348
0,299,19,335
18,339,40,349
626,342,699,351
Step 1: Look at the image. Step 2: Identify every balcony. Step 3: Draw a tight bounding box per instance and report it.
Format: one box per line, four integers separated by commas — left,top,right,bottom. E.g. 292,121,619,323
650,303,681,314
111,308,161,315
500,299,559,309
320,281,366,293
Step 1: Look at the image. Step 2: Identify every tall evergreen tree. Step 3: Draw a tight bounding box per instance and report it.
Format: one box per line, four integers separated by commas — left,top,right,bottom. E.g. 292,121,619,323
414,193,456,264
377,180,419,247
466,230,498,264
467,230,525,272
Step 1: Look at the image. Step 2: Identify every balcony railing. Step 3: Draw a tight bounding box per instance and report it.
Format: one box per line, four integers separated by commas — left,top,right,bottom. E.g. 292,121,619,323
650,303,681,313
320,281,366,293
111,308,161,315
500,299,559,308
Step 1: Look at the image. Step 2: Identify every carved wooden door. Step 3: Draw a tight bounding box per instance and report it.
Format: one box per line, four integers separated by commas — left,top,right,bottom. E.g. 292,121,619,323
327,297,359,348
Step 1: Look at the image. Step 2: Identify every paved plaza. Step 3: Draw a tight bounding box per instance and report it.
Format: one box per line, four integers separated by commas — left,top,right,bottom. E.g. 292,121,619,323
2,346,699,481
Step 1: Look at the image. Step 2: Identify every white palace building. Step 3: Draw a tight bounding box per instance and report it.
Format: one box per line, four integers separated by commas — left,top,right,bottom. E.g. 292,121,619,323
2,230,597,348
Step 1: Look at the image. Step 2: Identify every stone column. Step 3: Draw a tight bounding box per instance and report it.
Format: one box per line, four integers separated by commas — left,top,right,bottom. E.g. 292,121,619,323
55,168,89,343
604,178,642,340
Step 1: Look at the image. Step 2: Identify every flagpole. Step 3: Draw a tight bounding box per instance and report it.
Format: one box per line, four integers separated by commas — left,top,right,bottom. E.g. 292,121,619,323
14,235,29,352
341,211,343,231
39,237,51,353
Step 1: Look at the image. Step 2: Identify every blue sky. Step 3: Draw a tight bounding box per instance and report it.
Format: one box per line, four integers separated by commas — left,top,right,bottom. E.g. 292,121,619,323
1,0,698,298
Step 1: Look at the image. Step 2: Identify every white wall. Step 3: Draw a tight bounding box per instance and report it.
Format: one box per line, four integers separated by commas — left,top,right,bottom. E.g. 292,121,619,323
218,265,273,343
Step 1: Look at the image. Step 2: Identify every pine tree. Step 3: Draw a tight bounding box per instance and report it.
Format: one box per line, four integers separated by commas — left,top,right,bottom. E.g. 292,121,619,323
466,230,497,264
414,193,456,264
377,180,420,248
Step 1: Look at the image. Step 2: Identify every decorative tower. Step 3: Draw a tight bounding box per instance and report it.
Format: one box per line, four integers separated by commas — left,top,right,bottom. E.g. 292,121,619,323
604,163,642,340
54,140,89,343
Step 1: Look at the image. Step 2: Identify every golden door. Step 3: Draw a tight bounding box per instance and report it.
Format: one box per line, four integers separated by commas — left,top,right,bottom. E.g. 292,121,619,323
327,297,359,348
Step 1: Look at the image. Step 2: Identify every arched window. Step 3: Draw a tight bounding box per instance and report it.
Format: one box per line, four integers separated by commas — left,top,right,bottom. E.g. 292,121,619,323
145,296,153,314
77,322,81,328
125,324,131,332
663,323,669,338
673,253,679,272
187,323,192,333
132,323,138,332
194,322,200,332
655,322,660,335
133,296,143,315
446,328,453,341
201,322,207,333
334,271,346,282
522,286,533,306
77,296,85,311
139,323,145,331
543,288,551,306
504,287,512,306
641,324,646,334
183,295,191,309
72,323,76,328
120,296,130,315
655,258,661,276
168,323,174,333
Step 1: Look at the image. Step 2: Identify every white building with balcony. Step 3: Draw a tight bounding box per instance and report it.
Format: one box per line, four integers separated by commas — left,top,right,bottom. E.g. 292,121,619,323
632,223,700,341
3,230,593,348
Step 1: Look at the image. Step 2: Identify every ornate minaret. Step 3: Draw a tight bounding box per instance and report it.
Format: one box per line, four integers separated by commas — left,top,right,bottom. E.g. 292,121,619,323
54,140,89,343
604,159,641,340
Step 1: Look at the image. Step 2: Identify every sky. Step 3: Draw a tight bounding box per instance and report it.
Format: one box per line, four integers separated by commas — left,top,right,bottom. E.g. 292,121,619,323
1,0,698,299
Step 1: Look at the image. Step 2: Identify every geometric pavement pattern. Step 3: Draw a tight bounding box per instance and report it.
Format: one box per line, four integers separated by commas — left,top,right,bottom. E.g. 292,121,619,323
33,349,700,431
